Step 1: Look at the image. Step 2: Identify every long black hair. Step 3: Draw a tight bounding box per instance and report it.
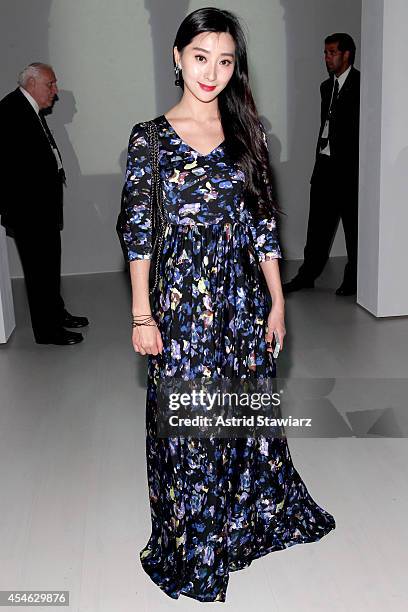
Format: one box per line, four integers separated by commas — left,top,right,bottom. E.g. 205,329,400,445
173,7,282,219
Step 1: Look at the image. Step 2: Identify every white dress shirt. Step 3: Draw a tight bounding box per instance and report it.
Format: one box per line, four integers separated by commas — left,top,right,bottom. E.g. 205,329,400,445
320,64,352,156
19,86,63,170
19,86,40,114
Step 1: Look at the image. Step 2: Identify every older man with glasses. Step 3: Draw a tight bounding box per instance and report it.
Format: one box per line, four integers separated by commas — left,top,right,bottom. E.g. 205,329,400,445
0,62,89,344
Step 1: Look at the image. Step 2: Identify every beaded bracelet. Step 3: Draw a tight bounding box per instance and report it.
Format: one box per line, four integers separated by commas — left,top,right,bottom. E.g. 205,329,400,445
132,314,157,328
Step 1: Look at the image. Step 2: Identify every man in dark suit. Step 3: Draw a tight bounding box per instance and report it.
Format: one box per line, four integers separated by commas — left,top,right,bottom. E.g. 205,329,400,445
284,33,360,296
0,62,88,344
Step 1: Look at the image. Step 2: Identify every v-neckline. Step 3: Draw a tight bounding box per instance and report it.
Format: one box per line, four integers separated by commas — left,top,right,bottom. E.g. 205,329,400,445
162,114,225,158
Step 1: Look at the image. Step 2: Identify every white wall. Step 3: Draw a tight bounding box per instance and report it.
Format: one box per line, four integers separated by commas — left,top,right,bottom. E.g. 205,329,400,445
0,227,15,342
358,0,408,316
1,0,361,277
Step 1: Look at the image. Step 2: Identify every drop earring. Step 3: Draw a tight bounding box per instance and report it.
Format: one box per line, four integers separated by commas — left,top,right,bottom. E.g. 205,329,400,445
174,64,181,87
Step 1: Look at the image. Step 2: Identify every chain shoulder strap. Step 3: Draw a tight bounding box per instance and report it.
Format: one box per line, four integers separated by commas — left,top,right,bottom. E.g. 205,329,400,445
146,120,167,296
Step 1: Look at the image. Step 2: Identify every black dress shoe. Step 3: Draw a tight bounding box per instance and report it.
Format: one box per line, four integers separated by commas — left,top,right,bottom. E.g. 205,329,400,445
61,310,89,328
36,329,84,345
335,284,357,296
283,276,315,294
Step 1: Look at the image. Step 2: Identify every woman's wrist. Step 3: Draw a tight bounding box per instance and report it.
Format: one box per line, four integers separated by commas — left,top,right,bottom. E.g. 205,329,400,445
270,296,285,311
132,305,152,316
131,314,157,328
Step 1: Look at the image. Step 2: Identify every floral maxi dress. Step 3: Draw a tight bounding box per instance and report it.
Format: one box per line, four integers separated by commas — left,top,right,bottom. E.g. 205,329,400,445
118,114,336,602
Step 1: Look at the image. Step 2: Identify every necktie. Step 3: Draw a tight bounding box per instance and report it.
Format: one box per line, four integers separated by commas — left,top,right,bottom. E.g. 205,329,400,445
319,78,339,152
38,112,66,184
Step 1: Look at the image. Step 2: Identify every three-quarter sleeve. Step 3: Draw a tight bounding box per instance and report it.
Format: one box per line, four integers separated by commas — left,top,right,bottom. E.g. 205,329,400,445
117,122,153,261
245,122,282,262
246,209,282,261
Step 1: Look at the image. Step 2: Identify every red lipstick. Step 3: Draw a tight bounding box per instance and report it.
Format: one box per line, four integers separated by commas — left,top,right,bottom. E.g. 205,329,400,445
198,82,216,92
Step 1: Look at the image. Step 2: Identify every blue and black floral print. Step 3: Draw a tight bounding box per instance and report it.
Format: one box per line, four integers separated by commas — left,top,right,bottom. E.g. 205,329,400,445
118,115,335,602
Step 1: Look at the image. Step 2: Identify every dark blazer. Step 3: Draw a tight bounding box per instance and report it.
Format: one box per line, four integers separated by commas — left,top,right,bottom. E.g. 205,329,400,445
0,87,63,231
311,65,360,184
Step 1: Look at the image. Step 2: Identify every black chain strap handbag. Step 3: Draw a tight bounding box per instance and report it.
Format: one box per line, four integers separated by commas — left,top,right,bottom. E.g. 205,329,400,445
117,120,167,297
146,120,167,296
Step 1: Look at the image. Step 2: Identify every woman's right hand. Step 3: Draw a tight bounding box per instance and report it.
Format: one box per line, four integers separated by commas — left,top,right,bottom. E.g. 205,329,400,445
132,323,163,355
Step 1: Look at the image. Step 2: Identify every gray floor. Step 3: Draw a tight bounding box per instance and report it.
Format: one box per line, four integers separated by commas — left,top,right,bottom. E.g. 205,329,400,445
0,257,407,611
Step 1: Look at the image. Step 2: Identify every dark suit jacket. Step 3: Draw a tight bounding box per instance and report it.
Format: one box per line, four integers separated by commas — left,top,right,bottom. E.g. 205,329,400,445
0,87,63,231
311,65,360,184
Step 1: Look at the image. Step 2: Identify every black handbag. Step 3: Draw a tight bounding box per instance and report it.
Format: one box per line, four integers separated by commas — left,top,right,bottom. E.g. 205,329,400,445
117,120,167,296
146,120,167,296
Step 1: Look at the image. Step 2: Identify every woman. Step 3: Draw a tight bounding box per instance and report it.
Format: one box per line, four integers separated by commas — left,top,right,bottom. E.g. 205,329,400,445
118,7,335,603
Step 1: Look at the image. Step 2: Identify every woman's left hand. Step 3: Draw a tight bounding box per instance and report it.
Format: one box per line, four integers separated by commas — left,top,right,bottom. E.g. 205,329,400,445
265,305,286,352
